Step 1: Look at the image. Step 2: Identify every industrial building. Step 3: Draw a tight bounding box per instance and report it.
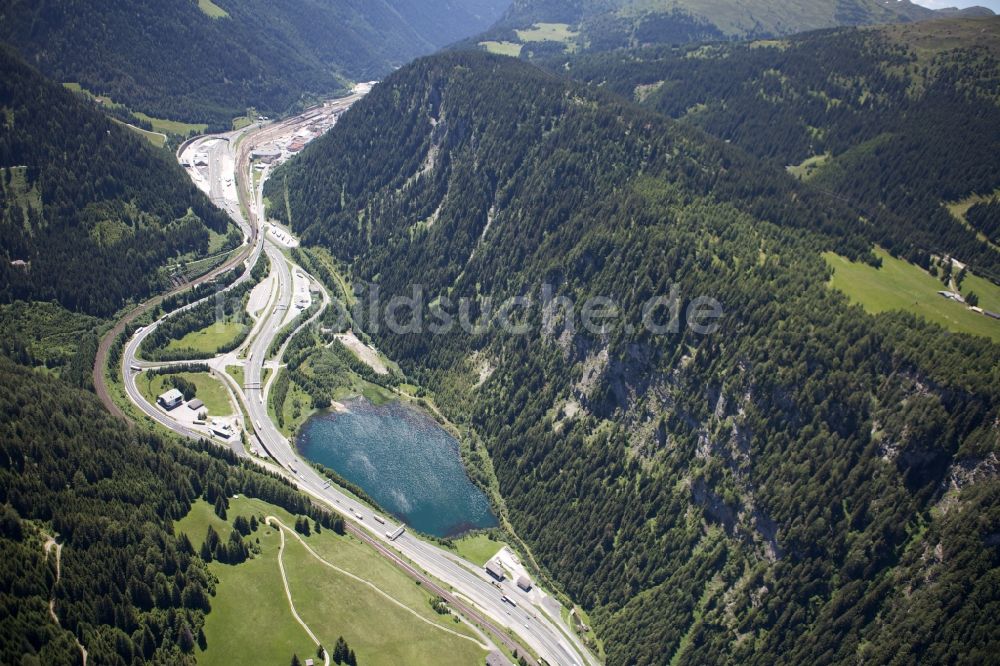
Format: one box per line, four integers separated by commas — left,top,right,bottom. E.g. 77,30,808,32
484,559,505,581
251,146,281,164
157,389,183,410
210,419,233,439
516,575,532,592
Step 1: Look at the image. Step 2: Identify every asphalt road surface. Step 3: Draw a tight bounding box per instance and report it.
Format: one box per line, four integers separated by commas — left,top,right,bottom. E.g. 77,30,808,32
116,96,598,666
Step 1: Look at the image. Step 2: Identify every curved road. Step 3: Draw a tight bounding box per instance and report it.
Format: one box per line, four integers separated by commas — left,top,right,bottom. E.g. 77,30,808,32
113,99,598,666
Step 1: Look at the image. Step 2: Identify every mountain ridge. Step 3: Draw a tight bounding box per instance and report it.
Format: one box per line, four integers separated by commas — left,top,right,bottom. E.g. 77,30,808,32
0,47,232,317
557,16,1000,278
0,0,509,124
473,0,995,56
266,50,1000,664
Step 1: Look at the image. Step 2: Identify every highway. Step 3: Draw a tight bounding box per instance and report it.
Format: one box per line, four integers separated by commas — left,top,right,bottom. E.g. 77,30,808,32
118,94,599,666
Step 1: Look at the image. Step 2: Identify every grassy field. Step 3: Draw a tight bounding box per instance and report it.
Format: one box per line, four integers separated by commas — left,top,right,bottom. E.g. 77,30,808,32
480,41,523,57
226,364,245,388
63,82,208,137
176,497,487,666
332,378,397,406
197,0,230,19
272,349,399,436
3,165,43,219
165,321,246,355
133,112,208,137
946,189,1000,253
175,496,234,548
270,372,316,437
960,271,1000,314
515,22,578,47
884,16,1000,64
786,152,830,181
178,500,314,666
824,248,1000,342
449,533,504,567
138,371,232,416
110,118,166,147
284,535,487,665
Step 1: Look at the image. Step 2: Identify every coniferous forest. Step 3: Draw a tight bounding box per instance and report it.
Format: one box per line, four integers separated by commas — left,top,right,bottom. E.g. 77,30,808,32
1,3,1000,665
0,0,507,124
557,21,1000,278
0,357,343,664
0,48,231,316
268,49,1000,664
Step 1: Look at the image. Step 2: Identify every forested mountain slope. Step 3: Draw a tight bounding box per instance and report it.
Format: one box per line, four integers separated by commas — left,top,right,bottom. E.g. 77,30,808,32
0,356,338,664
561,16,1000,277
267,51,1000,664
0,48,231,317
0,0,509,124
471,0,989,56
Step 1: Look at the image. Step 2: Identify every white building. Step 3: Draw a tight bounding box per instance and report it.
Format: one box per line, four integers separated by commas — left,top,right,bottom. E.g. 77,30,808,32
157,389,183,410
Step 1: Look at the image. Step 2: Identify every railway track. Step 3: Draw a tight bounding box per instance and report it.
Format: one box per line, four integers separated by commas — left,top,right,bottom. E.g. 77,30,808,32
92,122,265,420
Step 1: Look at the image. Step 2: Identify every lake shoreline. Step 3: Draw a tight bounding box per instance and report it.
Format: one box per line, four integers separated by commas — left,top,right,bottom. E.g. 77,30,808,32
296,397,498,538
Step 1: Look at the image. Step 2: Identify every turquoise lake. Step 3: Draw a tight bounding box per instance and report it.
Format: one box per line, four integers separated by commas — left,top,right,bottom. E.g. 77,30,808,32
297,398,498,537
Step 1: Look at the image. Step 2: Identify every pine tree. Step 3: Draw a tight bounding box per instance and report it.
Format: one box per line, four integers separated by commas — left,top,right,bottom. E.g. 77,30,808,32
234,515,250,535
178,623,195,653
140,625,156,659
214,495,228,520
333,636,347,664
295,516,311,536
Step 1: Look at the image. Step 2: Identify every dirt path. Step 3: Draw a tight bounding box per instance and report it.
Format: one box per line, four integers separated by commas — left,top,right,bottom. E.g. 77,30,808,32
266,517,489,650
43,537,88,665
270,518,331,666
333,331,388,375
